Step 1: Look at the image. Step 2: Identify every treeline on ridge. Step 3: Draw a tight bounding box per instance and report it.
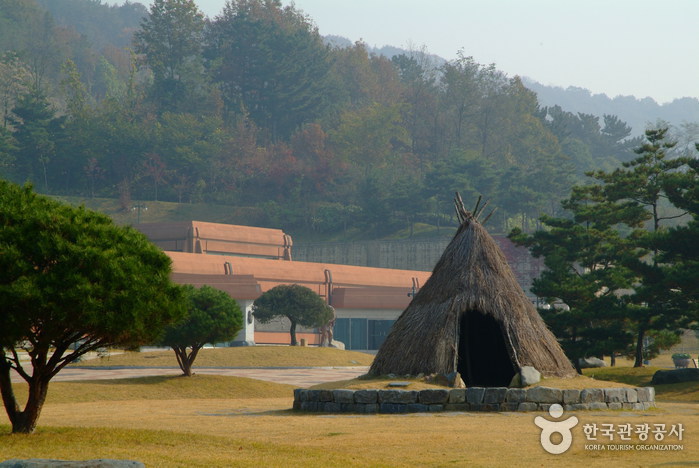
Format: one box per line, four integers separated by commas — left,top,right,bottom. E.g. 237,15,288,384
0,0,677,238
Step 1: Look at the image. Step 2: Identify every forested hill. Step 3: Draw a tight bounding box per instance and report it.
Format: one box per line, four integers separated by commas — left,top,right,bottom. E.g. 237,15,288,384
329,34,698,138
0,0,696,242
522,78,699,136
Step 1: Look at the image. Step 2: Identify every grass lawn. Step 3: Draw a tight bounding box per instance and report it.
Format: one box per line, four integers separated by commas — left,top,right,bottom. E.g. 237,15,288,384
2,353,698,467
584,365,699,402
71,346,374,368
1,381,697,467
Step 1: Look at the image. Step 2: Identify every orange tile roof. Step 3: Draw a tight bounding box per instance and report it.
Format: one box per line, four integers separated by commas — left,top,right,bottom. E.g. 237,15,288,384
166,251,430,304
137,221,292,259
170,273,262,300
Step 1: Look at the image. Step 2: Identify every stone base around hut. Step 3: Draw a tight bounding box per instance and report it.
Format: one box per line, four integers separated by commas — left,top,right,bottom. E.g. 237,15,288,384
293,386,656,414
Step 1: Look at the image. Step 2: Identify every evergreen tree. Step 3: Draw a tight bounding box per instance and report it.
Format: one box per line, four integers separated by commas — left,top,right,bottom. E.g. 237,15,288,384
134,0,206,112
252,285,333,346
0,181,185,433
160,285,243,376
205,0,336,139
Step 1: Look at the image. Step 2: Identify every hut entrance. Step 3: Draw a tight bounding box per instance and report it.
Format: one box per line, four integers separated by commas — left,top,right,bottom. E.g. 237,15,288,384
457,310,516,387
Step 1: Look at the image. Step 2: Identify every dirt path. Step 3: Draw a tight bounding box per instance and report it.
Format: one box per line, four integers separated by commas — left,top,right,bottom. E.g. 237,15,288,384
10,366,369,388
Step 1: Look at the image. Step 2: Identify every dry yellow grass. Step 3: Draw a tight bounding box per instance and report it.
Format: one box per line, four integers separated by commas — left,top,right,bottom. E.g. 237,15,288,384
311,377,446,390
72,346,374,368
4,348,698,466
11,375,296,404
2,397,698,467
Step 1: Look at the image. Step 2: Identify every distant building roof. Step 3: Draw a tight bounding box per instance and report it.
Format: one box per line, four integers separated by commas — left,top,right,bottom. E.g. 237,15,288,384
137,221,431,309
136,221,292,260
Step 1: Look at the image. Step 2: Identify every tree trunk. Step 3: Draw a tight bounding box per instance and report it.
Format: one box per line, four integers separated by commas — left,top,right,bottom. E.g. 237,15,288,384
610,352,616,367
173,346,193,376
0,362,50,434
290,321,298,346
634,329,646,367
0,358,20,427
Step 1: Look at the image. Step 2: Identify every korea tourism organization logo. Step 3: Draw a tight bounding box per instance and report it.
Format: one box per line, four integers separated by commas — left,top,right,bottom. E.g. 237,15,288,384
535,404,685,454
535,404,579,454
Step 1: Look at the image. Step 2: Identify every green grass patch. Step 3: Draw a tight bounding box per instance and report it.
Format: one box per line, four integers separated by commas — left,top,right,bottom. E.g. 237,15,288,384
583,366,699,402
12,375,295,404
72,346,374,368
53,196,245,227
582,365,657,387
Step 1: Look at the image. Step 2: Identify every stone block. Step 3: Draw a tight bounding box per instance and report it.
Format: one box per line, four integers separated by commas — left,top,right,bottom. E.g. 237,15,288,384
0,460,145,468
428,404,444,412
505,388,527,403
636,387,655,402
324,402,342,412
340,403,356,413
651,368,699,385
354,389,378,404
356,403,379,414
419,389,450,405
470,403,500,411
580,388,604,403
319,390,334,402
332,389,355,404
483,387,508,404
466,387,485,404
579,357,607,368
563,389,581,404
589,402,608,410
608,402,623,410
300,389,312,402
379,403,408,414
406,403,429,413
444,403,470,412
623,388,638,403
604,388,624,403
517,402,539,412
300,401,316,411
378,390,418,404
564,403,590,411
448,389,466,403
526,386,562,404
520,366,541,386
306,390,321,402
293,388,303,401
500,402,520,412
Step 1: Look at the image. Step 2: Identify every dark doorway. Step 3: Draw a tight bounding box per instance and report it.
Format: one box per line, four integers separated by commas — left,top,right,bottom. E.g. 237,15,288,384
457,310,516,387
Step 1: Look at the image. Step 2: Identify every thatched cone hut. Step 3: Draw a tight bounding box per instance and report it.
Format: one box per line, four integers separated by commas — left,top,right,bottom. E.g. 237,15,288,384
369,195,575,386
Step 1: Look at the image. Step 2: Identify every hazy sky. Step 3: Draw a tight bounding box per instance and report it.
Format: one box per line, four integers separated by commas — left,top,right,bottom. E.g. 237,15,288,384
111,0,698,104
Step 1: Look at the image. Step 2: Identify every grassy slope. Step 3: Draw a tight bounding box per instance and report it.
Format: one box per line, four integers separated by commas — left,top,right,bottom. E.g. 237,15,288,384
11,375,296,404
3,348,699,466
71,346,374,368
584,366,699,402
54,196,244,227
2,396,698,467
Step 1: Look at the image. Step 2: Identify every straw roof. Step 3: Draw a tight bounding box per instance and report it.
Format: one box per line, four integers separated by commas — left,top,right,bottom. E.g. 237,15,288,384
369,195,575,379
